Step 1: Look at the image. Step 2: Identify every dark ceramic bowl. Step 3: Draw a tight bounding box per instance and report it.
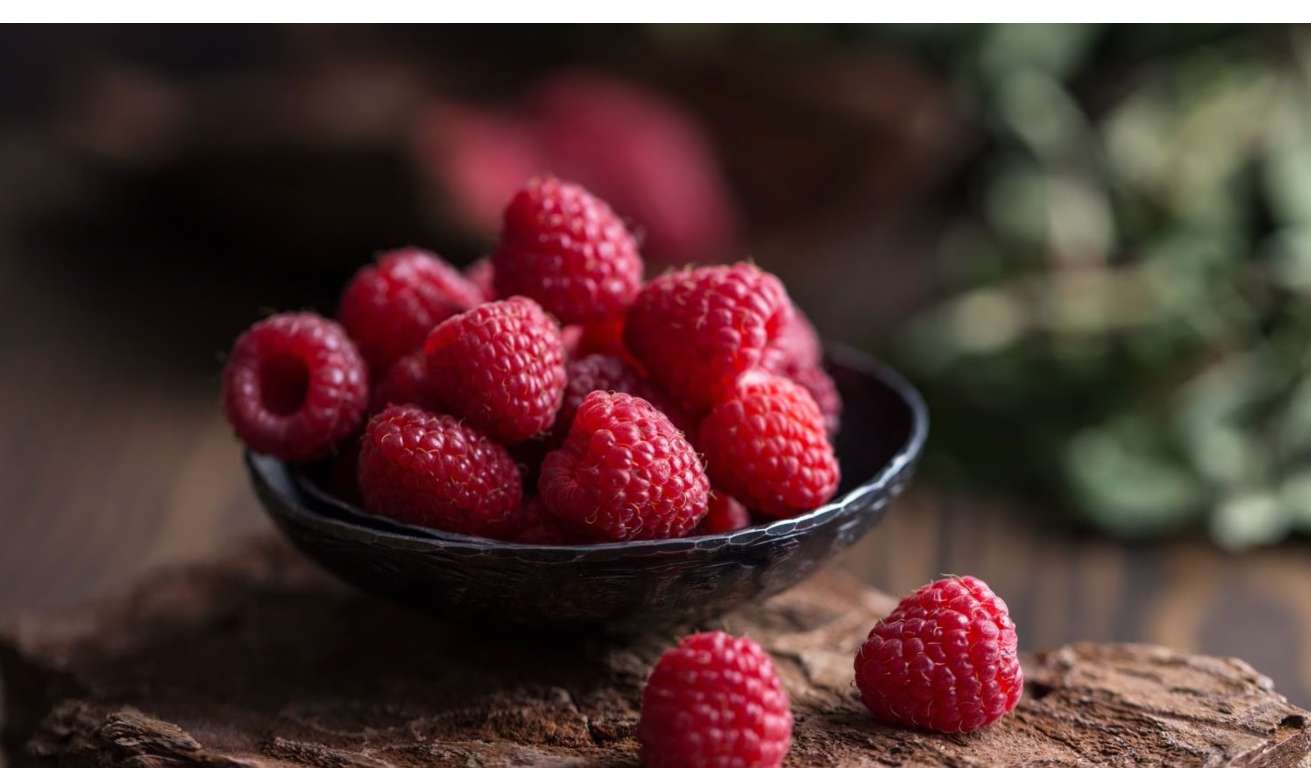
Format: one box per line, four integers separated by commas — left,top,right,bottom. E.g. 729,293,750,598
247,345,927,630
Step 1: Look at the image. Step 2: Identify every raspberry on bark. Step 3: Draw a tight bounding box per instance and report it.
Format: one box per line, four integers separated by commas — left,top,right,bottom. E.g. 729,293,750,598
357,405,522,538
626,262,793,412
698,372,839,518
492,177,644,326
540,391,709,541
423,297,567,444
222,312,368,462
638,631,793,768
338,247,483,374
855,576,1022,733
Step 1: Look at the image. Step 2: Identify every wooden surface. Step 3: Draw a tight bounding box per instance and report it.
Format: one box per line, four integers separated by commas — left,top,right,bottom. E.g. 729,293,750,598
3,537,1308,768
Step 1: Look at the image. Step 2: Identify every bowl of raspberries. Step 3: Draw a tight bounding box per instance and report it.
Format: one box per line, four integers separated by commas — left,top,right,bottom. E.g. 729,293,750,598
230,177,927,628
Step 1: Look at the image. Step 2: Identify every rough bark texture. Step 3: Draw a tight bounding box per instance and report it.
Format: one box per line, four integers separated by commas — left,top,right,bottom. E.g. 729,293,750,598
1,536,1307,768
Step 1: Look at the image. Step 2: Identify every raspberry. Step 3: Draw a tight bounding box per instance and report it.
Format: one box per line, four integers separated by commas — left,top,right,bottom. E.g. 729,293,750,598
698,372,839,518
357,405,522,538
324,435,364,507
762,307,841,436
693,491,752,535
369,351,442,414
414,102,544,236
222,312,368,462
556,354,694,441
788,365,842,437
492,177,644,326
540,391,709,541
560,325,585,360
528,71,740,266
423,297,567,444
575,314,642,369
626,263,793,411
763,306,823,374
506,437,551,495
855,576,1022,733
463,257,497,301
507,497,595,545
338,247,483,374
638,631,792,768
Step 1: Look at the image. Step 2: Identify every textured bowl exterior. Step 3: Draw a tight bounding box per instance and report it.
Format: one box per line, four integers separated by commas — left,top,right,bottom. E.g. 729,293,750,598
248,346,928,630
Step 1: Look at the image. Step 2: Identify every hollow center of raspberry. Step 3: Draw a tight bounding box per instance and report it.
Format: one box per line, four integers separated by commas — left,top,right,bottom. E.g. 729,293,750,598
259,353,310,417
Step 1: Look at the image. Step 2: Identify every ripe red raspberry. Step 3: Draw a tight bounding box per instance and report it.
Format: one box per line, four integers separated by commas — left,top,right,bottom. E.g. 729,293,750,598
507,497,596,545
638,631,792,768
423,297,567,444
540,391,709,541
463,257,497,301
338,248,483,374
698,372,839,518
369,351,442,414
324,436,364,507
788,365,842,437
357,405,522,538
492,177,643,326
575,314,642,370
528,71,740,267
626,263,793,411
763,306,823,373
222,312,368,462
560,325,585,359
762,307,841,436
556,354,694,441
506,437,551,496
693,491,752,535
855,576,1022,733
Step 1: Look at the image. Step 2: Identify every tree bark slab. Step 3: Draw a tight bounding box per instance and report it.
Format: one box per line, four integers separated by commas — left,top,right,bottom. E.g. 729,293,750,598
1,536,1307,767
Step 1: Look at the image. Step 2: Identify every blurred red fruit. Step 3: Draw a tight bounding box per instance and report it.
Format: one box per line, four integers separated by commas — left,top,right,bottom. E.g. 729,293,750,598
415,71,739,266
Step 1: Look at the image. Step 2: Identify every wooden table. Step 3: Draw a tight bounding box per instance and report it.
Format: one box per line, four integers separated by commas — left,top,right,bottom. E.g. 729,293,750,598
5,538,1309,767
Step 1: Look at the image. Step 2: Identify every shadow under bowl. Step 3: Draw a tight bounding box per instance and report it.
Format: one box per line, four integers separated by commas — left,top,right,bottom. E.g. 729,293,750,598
247,345,928,631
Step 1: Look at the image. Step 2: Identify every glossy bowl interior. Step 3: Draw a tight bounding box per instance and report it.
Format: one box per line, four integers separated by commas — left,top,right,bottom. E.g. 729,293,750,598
247,345,928,630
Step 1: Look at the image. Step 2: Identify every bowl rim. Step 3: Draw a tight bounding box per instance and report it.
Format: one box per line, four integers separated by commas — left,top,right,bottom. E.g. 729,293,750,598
249,344,928,556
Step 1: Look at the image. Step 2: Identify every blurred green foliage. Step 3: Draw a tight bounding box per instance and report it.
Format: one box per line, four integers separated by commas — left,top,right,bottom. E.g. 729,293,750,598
639,24,1311,547
881,24,1311,549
